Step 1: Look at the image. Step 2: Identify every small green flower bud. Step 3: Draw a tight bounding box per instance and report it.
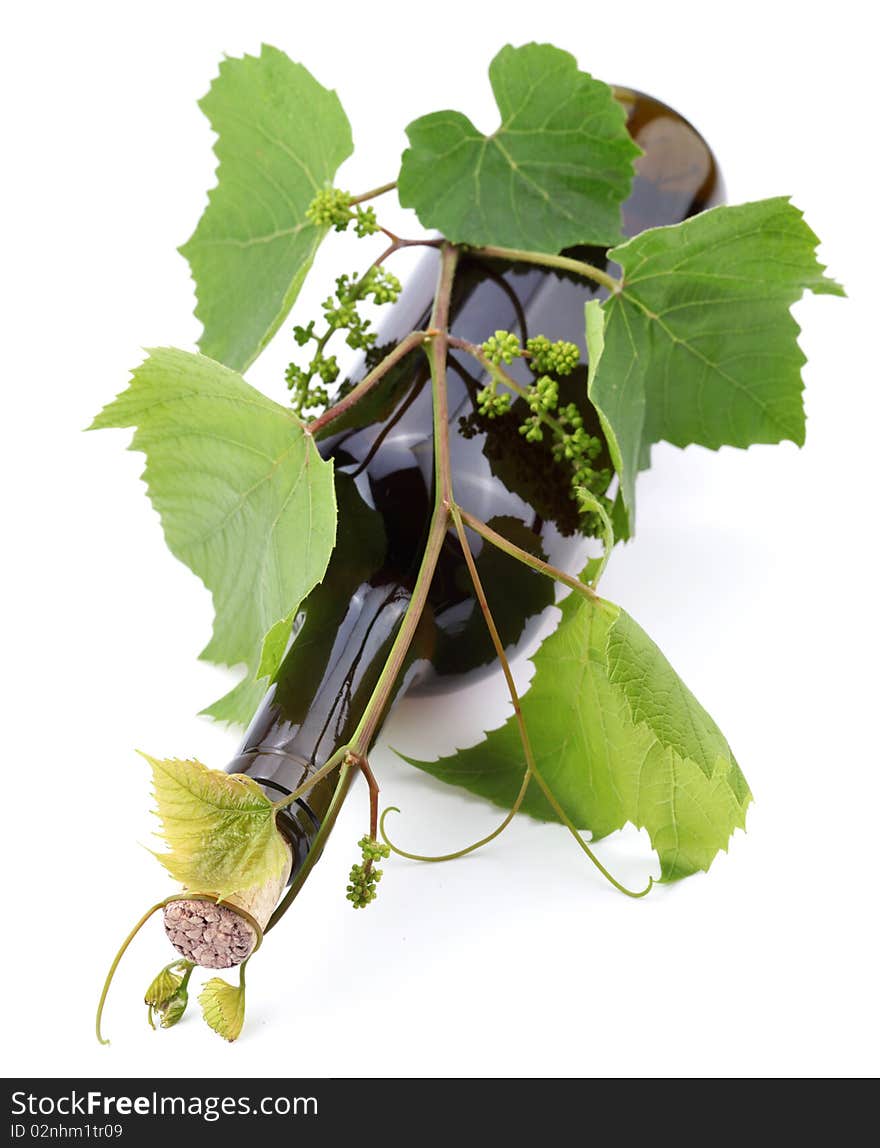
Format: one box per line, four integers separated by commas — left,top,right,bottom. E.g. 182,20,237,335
548,340,580,375
354,206,380,237
482,330,522,364
311,353,340,384
557,403,584,431
534,376,559,410
527,336,579,375
518,415,544,443
476,387,511,418
293,321,316,346
306,187,353,229
525,334,553,372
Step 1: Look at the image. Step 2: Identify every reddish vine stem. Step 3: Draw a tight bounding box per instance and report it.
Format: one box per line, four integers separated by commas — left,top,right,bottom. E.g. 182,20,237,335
377,230,443,254
307,328,429,437
456,506,598,602
352,752,381,876
351,752,380,842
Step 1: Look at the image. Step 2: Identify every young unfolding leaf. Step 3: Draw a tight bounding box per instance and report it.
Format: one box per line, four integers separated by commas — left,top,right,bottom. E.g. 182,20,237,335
404,592,750,880
145,755,289,899
199,974,246,1042
144,967,180,1008
144,964,191,1030
587,197,844,528
181,44,353,372
398,42,639,252
90,347,337,725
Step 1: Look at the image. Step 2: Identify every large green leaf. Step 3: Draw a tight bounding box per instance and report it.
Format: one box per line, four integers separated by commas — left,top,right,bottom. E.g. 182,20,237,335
404,592,750,880
181,44,353,372
586,197,844,527
91,347,336,724
398,42,639,252
144,754,289,899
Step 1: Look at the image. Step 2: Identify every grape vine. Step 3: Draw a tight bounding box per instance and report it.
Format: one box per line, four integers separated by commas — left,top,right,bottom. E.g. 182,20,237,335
91,42,840,1043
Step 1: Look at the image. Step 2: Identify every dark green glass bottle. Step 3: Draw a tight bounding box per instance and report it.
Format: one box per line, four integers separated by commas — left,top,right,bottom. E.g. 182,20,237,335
225,92,725,875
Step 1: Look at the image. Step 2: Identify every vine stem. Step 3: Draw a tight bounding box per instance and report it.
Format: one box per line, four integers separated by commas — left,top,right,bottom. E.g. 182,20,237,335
271,744,355,812
377,232,443,257
354,753,381,842
467,244,621,294
96,900,168,1045
456,506,598,603
307,328,429,437
349,180,397,205
345,243,460,757
269,748,382,917
450,503,651,900
347,506,447,756
351,752,381,879
267,243,461,931
265,762,355,931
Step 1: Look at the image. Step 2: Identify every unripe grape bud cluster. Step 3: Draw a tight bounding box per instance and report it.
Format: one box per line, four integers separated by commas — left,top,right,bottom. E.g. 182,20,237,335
472,330,611,529
346,836,392,908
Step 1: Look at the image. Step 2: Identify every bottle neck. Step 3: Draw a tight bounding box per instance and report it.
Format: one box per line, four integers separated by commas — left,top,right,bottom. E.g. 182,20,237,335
228,567,432,857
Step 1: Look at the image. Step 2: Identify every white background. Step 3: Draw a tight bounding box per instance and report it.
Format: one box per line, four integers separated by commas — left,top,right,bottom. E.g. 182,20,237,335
2,0,877,1079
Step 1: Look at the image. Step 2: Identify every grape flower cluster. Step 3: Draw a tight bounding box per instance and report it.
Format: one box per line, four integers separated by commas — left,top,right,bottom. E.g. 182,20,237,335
285,265,402,416
346,835,391,909
476,331,612,528
305,187,380,238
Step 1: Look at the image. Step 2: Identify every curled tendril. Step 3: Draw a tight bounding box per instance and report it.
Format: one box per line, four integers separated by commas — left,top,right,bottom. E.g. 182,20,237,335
573,487,614,588
379,762,533,863
96,899,169,1045
443,500,655,901
380,793,653,899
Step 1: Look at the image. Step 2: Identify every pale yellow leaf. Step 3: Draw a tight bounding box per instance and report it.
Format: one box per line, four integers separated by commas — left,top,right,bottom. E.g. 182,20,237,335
143,754,288,900
199,977,246,1042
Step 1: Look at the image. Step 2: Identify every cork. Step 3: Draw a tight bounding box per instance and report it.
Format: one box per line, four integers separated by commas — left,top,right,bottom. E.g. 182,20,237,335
162,843,292,969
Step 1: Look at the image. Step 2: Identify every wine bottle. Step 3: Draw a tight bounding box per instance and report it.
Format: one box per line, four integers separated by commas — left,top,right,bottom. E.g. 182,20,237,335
226,90,725,873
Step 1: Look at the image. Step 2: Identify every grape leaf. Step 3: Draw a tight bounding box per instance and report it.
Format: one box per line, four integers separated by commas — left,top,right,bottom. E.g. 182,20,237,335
586,197,844,527
398,42,639,252
144,754,289,899
404,591,750,880
144,968,181,1009
256,608,297,685
90,347,336,725
180,44,353,372
199,976,246,1042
